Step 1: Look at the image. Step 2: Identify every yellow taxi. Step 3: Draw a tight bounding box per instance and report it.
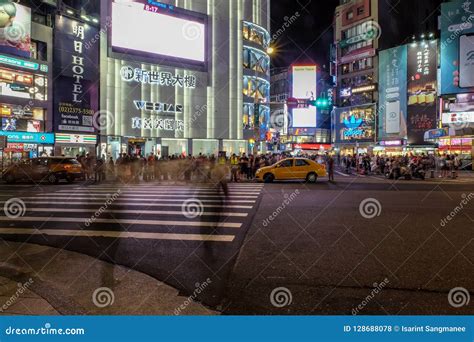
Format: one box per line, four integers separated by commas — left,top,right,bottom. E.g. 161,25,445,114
255,158,327,183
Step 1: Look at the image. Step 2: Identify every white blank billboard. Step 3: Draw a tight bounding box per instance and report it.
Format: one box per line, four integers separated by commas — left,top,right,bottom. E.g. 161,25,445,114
292,65,317,99
111,1,206,62
292,108,317,128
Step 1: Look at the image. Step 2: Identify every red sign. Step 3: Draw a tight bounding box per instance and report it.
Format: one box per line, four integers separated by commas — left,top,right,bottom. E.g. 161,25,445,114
293,143,332,151
340,47,376,65
286,97,299,109
5,143,24,153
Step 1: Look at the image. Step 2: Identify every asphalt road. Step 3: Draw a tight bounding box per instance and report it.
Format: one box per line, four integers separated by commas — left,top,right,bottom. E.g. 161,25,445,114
0,173,473,314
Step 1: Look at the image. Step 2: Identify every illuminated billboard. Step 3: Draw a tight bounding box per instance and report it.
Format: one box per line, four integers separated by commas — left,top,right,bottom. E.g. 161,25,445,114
0,2,31,58
292,107,316,128
110,0,207,66
291,65,317,100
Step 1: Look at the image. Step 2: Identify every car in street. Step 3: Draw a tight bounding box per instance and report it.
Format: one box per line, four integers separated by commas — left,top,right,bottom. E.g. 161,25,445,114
255,157,327,183
2,157,84,184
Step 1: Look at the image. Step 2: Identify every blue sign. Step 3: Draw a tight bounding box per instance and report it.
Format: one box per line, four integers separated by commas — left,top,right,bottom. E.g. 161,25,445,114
343,115,364,137
0,131,55,144
440,0,474,95
378,45,408,140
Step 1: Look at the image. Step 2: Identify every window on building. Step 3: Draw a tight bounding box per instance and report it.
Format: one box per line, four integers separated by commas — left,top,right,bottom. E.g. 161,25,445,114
357,6,364,15
31,40,47,61
346,11,354,20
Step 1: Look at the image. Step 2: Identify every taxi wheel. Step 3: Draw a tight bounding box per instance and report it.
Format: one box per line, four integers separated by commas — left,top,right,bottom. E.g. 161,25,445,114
48,173,59,185
263,173,274,183
66,175,74,184
306,172,317,183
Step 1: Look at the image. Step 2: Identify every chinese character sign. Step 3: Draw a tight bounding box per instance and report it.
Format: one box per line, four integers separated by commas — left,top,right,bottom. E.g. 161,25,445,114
53,15,100,134
120,66,197,89
378,45,408,140
407,41,438,145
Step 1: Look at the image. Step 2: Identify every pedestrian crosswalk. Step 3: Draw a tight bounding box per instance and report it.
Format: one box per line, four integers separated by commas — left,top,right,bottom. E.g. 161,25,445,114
0,183,265,243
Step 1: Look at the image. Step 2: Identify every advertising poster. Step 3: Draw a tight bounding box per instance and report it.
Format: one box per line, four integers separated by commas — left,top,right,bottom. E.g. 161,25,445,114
440,0,474,95
291,65,317,100
0,1,31,58
53,15,100,133
378,45,408,140
407,41,438,145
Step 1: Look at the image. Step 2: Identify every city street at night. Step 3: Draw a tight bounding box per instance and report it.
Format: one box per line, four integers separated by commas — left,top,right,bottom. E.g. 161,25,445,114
1,173,473,315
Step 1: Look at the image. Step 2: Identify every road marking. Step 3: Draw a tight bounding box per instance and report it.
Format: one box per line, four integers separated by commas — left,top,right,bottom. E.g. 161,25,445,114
21,196,257,203
3,201,253,209
0,228,235,242
57,190,262,195
42,193,259,199
335,171,350,177
0,216,242,228
25,208,248,217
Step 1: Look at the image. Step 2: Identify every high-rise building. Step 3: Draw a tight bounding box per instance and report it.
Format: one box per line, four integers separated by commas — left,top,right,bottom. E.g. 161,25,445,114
97,0,271,159
331,0,442,155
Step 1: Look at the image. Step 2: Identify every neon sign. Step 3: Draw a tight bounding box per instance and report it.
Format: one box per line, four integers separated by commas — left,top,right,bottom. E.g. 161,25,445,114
343,116,364,137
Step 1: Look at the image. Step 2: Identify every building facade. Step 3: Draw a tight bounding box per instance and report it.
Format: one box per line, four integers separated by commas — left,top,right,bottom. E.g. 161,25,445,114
0,1,55,165
332,0,379,155
98,0,271,159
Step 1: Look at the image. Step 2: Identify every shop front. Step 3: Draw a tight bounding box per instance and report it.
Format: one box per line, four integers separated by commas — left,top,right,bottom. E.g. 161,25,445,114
54,133,97,157
0,132,54,166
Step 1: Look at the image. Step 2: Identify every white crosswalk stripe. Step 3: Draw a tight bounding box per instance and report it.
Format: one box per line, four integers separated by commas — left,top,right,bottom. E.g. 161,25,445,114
0,183,264,243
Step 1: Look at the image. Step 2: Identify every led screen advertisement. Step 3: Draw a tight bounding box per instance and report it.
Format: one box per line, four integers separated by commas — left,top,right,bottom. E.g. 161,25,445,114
291,65,317,100
292,107,317,128
407,41,438,145
0,1,31,58
440,0,474,95
53,15,100,134
109,0,207,68
378,45,408,140
334,106,376,144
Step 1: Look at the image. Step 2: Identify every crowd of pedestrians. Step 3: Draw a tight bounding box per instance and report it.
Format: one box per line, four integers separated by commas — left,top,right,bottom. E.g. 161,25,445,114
339,153,464,179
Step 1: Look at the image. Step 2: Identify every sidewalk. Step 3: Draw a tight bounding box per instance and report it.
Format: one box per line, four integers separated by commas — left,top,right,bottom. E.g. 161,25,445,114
0,241,217,315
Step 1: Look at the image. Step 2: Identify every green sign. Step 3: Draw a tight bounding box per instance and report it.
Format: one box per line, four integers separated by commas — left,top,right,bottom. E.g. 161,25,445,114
0,54,48,73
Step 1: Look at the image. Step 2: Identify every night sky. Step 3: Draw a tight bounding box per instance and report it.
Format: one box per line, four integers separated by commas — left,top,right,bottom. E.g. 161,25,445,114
270,0,339,70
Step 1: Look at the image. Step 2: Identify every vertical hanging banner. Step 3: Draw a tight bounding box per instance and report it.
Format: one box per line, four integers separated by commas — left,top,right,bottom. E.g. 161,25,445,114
53,15,100,133
407,41,438,145
378,45,408,140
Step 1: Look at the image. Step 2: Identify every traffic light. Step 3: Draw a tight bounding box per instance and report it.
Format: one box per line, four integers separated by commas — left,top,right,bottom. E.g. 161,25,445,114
307,98,331,109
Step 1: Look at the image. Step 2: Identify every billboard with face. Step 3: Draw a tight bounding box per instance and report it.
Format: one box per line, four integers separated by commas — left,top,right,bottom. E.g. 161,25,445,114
0,1,31,58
